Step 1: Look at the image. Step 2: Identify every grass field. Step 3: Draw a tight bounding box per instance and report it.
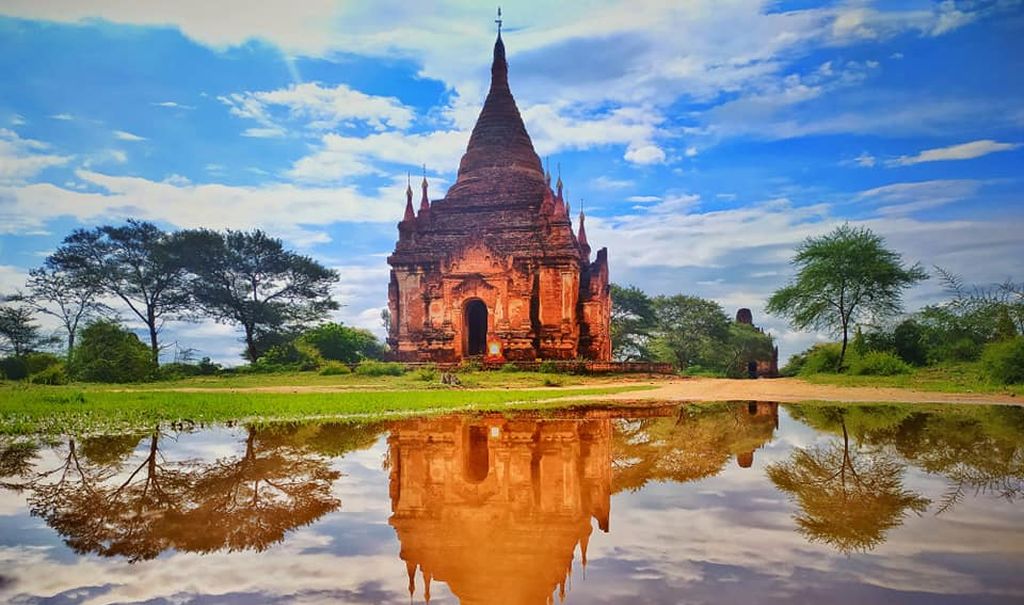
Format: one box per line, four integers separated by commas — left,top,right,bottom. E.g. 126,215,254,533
0,376,653,435
800,362,1024,397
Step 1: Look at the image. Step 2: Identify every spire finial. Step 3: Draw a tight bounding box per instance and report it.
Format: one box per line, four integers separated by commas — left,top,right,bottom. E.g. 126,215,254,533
403,172,415,222
495,6,503,35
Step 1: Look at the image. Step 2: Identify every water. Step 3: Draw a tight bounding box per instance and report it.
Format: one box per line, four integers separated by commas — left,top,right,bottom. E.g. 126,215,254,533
1,402,1022,604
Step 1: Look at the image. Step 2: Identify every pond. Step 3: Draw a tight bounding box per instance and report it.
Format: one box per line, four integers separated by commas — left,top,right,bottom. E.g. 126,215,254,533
1,402,1023,604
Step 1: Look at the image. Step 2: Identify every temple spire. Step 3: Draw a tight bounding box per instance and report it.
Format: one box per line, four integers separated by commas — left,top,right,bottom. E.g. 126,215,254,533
420,165,430,212
403,173,415,222
578,208,590,254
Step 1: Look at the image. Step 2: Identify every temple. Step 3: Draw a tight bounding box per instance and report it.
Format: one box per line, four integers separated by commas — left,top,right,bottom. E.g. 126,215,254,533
387,28,611,362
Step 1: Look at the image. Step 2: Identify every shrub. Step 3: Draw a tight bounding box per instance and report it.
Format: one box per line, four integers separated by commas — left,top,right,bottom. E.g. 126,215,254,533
0,356,27,380
499,362,520,373
538,360,560,374
944,337,982,362
848,351,912,376
981,337,1024,385
354,360,406,376
71,320,154,383
158,357,222,380
258,342,320,371
299,323,385,363
543,376,564,387
798,343,844,375
893,319,927,366
457,358,483,373
29,362,68,385
414,365,438,381
319,361,352,376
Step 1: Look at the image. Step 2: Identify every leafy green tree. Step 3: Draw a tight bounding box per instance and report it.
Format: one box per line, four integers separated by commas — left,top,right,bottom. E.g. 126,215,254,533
649,294,731,369
17,265,108,359
299,322,383,364
724,323,774,378
767,225,927,371
610,284,656,360
179,229,339,362
0,303,51,357
71,320,154,382
50,220,191,366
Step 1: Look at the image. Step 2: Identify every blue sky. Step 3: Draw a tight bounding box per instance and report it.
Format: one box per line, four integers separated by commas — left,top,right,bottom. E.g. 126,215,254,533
1,1,1022,363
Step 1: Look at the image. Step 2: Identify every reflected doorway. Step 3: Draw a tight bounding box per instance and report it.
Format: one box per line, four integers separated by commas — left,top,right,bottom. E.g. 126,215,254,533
465,299,488,356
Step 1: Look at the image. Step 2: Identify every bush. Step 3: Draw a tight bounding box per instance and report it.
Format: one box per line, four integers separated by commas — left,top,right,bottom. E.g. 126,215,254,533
319,361,352,376
893,319,927,366
798,343,844,375
981,337,1024,385
499,362,520,373
943,337,982,362
158,357,222,380
354,360,406,376
1,352,62,381
258,342,320,371
457,358,483,373
29,362,68,385
414,365,438,381
537,360,559,374
543,376,565,387
71,320,154,383
848,351,912,376
299,323,385,363
0,356,27,380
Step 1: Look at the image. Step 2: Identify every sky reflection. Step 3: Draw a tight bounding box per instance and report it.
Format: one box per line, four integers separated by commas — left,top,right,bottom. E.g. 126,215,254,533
1,402,1022,604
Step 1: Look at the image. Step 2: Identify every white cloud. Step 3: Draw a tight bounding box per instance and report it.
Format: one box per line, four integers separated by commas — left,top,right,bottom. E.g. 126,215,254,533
856,179,983,215
241,126,286,138
624,143,666,165
219,82,414,136
0,170,405,246
854,152,876,167
48,113,73,121
152,101,195,109
113,130,146,141
684,146,698,158
0,129,69,185
592,176,633,190
288,130,467,183
889,140,1021,166
626,195,661,203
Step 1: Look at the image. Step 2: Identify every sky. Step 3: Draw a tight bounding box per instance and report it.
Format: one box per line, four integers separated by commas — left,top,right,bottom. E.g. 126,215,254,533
0,0,1022,364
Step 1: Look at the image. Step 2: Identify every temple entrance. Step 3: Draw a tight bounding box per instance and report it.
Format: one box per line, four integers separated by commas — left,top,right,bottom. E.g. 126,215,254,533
465,299,488,356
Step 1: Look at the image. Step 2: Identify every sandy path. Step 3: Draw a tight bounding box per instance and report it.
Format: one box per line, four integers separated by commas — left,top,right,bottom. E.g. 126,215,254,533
586,377,1022,405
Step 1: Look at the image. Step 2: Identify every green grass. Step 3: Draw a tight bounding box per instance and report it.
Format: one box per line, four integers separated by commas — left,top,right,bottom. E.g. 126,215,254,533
800,361,1024,397
0,383,651,435
132,369,594,390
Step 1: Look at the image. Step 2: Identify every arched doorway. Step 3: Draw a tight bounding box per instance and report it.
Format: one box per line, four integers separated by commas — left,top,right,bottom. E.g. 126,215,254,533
465,299,488,356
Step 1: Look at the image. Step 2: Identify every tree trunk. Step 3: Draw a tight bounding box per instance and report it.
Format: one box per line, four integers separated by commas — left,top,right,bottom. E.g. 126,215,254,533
244,324,258,363
146,307,160,368
66,331,75,362
837,320,849,372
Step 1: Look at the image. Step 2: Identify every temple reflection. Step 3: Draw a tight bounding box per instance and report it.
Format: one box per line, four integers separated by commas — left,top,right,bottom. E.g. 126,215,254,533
386,402,780,604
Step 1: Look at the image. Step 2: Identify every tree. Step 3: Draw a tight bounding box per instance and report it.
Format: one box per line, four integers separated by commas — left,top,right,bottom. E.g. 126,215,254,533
0,302,52,356
17,265,108,359
49,220,191,366
649,294,731,369
767,225,927,371
610,284,656,360
71,320,154,382
180,229,339,362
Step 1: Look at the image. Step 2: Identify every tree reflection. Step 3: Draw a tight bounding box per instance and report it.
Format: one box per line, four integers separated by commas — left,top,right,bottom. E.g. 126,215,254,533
767,409,929,553
612,402,778,492
18,421,383,562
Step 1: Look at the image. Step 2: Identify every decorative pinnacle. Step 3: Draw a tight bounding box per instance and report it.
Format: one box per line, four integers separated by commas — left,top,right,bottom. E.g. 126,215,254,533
495,6,502,35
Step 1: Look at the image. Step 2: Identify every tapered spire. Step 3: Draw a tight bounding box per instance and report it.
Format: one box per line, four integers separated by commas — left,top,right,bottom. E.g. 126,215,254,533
420,166,430,213
578,209,590,256
452,21,544,187
403,174,415,222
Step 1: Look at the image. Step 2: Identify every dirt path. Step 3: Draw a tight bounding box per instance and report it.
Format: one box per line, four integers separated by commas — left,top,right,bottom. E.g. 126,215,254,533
587,377,1022,405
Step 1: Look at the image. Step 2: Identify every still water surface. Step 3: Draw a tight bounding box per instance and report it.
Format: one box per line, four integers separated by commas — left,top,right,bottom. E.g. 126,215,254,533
1,402,1023,604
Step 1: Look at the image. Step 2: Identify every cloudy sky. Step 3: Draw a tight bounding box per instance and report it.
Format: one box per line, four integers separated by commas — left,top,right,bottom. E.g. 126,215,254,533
0,0,1022,363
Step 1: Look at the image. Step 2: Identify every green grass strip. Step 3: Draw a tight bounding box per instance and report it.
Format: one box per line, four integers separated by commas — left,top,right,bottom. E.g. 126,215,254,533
0,385,650,435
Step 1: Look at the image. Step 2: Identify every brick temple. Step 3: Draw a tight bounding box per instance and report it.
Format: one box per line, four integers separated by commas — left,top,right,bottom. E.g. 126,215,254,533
387,30,611,363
